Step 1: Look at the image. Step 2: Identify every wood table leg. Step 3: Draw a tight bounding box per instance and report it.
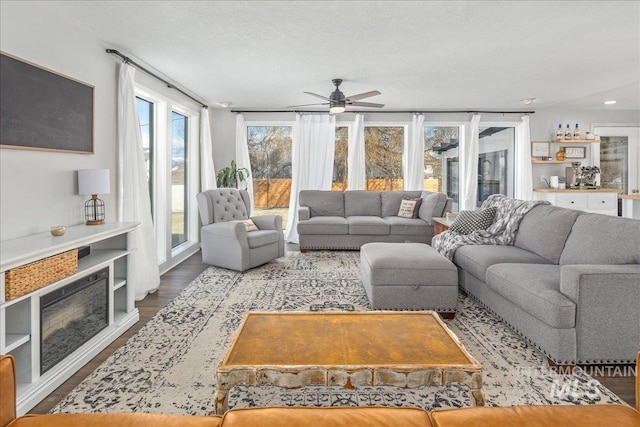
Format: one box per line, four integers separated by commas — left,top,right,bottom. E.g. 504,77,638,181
469,372,485,406
214,385,230,414
471,387,485,406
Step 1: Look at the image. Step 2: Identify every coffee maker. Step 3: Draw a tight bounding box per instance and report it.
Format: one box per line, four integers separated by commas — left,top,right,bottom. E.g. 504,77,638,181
565,162,601,189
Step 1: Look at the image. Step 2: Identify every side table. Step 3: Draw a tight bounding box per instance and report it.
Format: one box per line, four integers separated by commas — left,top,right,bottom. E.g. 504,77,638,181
432,216,456,235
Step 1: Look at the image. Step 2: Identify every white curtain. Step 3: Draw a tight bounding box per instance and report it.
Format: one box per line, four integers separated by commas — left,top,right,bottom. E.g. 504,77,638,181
200,107,216,191
515,115,533,200
347,113,366,190
235,113,254,213
459,114,481,211
404,114,425,190
117,63,160,300
285,114,336,244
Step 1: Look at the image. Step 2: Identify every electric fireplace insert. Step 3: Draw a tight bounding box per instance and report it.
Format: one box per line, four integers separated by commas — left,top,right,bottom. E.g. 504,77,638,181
40,267,109,374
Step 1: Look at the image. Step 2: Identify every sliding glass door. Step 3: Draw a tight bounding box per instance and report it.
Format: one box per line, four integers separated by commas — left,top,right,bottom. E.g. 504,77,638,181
171,111,188,248
135,86,199,270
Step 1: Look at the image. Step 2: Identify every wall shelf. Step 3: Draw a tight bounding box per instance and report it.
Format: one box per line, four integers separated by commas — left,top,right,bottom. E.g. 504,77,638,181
551,139,600,143
531,160,572,164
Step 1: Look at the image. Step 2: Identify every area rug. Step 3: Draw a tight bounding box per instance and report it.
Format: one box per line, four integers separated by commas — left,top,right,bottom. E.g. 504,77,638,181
52,251,623,415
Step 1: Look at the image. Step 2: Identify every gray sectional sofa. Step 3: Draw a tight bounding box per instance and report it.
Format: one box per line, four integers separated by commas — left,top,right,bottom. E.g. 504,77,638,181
297,190,451,250
454,204,640,365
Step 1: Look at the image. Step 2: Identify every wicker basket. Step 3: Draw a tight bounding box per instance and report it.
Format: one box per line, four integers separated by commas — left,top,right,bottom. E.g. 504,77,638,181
5,249,78,300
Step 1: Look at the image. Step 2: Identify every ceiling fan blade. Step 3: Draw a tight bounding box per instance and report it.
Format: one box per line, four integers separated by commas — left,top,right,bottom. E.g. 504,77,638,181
303,92,333,102
345,90,381,101
285,102,330,108
348,101,385,108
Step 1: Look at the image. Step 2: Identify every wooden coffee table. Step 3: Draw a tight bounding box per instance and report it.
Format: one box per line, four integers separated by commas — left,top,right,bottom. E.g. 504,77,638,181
214,311,483,414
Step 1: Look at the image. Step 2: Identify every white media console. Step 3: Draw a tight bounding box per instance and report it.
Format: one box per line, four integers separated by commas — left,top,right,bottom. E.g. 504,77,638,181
0,222,140,415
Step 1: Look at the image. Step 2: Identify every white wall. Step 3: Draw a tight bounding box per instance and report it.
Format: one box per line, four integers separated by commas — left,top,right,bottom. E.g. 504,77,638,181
0,2,210,242
1,2,117,240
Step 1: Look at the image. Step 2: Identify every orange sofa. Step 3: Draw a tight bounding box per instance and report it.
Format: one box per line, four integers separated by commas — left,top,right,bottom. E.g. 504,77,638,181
2,354,639,427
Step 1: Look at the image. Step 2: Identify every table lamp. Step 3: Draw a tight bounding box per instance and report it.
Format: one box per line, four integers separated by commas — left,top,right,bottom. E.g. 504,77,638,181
78,169,110,225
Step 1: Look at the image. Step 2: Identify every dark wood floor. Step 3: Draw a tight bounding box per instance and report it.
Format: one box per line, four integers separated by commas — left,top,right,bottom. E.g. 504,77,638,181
31,250,636,413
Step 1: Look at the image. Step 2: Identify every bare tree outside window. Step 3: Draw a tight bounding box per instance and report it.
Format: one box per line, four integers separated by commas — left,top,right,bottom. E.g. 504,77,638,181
247,126,292,225
365,127,404,190
333,126,348,191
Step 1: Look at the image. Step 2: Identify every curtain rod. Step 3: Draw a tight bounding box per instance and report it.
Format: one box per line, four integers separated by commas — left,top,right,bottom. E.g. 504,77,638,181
230,109,535,114
106,49,208,108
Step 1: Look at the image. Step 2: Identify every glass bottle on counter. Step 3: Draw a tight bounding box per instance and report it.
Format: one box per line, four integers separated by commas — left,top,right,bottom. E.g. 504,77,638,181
556,124,564,140
565,124,572,140
573,123,580,140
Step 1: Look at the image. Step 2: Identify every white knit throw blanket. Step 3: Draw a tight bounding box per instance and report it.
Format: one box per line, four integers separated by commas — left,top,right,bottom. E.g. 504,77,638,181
432,195,550,260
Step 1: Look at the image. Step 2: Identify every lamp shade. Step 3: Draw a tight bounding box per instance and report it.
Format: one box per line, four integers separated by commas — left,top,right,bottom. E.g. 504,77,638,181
78,169,110,195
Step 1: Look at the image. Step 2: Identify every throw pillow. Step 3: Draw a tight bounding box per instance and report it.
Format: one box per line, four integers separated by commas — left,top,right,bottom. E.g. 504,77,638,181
449,207,497,235
397,197,422,218
231,219,259,231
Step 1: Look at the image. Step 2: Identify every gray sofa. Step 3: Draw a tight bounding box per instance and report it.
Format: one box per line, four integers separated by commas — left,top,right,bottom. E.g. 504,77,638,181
453,204,640,365
297,190,451,250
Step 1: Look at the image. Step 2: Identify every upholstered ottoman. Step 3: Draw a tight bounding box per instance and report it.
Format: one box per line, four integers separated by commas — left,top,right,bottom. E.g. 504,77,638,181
360,242,458,316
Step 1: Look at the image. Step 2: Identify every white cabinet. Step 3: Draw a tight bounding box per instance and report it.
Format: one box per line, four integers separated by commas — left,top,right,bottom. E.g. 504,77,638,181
0,222,140,415
533,190,618,216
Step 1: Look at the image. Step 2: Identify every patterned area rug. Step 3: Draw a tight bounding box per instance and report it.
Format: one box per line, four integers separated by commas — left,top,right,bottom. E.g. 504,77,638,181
52,251,623,415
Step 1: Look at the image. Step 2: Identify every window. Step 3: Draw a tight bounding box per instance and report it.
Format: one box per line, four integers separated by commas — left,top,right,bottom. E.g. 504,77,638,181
424,126,460,200
248,125,293,226
365,126,404,190
135,85,199,271
136,97,154,202
171,111,188,248
477,127,514,206
333,126,348,191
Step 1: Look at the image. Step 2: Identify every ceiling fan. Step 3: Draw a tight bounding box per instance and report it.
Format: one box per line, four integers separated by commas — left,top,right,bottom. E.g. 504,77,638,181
288,79,384,113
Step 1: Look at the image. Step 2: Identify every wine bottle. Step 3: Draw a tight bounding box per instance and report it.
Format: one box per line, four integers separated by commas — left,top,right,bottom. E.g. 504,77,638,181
556,124,564,140
565,124,572,140
573,123,580,140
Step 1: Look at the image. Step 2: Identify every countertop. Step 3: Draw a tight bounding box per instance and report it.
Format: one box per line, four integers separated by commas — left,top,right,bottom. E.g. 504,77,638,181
618,194,640,200
533,188,621,193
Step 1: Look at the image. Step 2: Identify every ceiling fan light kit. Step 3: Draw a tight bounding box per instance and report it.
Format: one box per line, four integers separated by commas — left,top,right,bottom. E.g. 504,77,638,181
289,78,384,114
329,104,346,114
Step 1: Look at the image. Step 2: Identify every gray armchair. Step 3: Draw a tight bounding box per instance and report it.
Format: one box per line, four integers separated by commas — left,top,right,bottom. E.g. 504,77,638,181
196,188,284,271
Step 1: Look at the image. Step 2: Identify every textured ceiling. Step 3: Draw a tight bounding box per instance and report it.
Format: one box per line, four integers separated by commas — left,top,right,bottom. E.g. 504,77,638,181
34,1,640,111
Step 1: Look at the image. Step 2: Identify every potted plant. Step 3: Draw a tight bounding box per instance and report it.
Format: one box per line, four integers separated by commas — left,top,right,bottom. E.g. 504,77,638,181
216,160,250,189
